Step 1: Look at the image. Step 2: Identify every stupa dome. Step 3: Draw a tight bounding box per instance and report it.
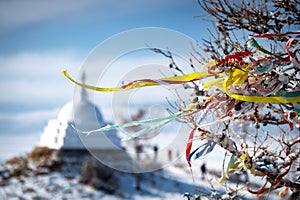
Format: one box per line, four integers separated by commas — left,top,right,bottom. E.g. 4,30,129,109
40,72,121,150
57,101,73,123
58,100,104,126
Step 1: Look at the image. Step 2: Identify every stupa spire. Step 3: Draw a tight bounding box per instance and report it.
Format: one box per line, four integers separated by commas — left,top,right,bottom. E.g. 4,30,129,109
80,72,88,101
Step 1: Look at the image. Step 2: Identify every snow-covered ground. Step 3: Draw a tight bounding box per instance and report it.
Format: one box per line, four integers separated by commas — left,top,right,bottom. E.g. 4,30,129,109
0,145,285,200
0,152,211,200
0,130,291,200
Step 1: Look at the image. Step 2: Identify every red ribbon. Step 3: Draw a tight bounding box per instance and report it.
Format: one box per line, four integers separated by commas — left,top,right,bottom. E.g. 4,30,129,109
186,126,197,168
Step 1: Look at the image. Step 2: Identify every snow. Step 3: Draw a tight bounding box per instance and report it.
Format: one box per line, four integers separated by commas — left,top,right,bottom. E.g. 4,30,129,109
0,131,290,200
0,159,207,200
0,145,286,200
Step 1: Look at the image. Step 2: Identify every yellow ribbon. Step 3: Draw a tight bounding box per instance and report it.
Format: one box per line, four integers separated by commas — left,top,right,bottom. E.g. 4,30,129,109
226,67,249,85
202,60,218,69
62,70,120,92
223,77,300,103
123,71,212,90
203,78,224,90
62,70,212,92
218,171,227,184
223,69,300,103
63,63,300,103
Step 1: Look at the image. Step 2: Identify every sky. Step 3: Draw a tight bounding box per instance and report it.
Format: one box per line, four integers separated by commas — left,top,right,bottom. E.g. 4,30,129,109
0,0,213,159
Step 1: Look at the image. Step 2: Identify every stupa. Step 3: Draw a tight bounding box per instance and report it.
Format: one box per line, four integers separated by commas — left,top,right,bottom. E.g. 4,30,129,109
39,73,122,151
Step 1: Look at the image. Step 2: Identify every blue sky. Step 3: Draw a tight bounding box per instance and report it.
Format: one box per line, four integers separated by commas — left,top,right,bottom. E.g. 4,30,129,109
0,0,212,159
0,0,208,55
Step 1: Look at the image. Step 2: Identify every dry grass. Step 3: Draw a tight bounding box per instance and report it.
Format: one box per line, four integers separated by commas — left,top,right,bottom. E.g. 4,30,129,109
28,146,54,161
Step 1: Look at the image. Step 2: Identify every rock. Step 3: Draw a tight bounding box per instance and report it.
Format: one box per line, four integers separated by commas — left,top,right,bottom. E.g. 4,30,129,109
79,158,118,193
0,179,9,187
90,177,118,193
34,168,50,176
64,173,74,180
31,195,48,200
23,187,36,193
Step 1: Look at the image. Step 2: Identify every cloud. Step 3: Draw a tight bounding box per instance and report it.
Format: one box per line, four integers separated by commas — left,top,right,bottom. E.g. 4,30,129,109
0,0,190,31
0,108,59,122
0,0,100,30
0,50,83,106
0,108,59,134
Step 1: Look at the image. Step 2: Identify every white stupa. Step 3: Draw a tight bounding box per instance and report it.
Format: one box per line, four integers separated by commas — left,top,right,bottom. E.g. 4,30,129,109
39,73,121,151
